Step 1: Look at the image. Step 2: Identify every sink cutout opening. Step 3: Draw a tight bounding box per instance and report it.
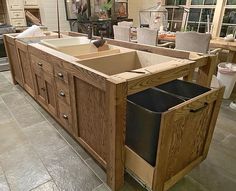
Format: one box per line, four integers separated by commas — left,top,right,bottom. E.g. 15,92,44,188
77,51,143,75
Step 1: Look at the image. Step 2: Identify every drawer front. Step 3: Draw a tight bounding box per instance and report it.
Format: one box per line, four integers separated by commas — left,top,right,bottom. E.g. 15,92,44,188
11,19,26,26
58,100,72,131
54,65,68,84
24,0,38,6
10,11,24,18
56,78,70,105
31,55,53,76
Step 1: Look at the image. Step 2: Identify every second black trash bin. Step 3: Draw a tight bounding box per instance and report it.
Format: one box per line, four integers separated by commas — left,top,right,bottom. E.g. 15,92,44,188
155,79,211,100
126,88,184,166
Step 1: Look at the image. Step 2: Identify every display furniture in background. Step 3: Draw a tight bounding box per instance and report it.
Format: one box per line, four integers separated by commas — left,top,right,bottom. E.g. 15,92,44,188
65,0,131,38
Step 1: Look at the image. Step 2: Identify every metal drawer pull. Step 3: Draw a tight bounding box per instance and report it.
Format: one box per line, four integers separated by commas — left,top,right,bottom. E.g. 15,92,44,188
59,91,65,97
63,114,68,119
57,72,63,78
190,103,208,113
38,62,43,67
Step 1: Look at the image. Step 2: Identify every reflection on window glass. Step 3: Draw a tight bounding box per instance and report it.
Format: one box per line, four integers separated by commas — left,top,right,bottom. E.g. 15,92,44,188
227,0,236,5
167,8,173,20
223,9,236,24
199,24,207,33
191,0,204,5
166,0,175,5
173,9,184,20
204,0,217,5
201,9,215,22
175,0,186,5
187,23,198,31
189,9,201,22
170,21,182,31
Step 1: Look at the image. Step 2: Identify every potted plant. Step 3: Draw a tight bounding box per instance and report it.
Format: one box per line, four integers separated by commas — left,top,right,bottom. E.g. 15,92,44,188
98,0,113,20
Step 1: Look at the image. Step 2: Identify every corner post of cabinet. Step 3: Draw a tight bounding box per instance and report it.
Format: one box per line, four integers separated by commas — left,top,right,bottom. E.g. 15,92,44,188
197,54,218,87
3,35,17,85
202,87,225,159
106,77,128,191
183,60,195,82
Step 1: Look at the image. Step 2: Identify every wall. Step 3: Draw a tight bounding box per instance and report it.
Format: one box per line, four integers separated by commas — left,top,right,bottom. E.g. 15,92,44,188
128,0,163,27
39,0,70,31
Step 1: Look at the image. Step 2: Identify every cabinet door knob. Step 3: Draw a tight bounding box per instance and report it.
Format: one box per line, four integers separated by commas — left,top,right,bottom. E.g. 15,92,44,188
63,114,68,119
57,72,63,78
38,62,43,67
59,91,65,97
41,87,45,91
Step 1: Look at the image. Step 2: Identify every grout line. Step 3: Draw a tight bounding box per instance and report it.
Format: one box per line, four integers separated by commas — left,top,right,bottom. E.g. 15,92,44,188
28,179,53,191
92,183,105,191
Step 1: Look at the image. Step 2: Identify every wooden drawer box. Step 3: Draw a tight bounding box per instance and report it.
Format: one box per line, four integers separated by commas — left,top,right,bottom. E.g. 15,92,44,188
11,18,26,27
10,11,24,18
54,65,68,84
56,78,70,105
58,99,72,132
31,54,53,76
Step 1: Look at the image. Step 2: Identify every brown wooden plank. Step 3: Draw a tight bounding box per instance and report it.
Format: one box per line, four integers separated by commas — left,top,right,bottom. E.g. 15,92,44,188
106,77,127,191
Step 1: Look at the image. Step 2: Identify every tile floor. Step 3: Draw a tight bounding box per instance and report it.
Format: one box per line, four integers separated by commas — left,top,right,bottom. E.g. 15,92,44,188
0,71,236,191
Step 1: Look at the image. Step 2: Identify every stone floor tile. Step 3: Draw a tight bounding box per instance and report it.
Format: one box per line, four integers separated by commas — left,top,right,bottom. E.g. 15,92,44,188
53,122,90,160
10,104,45,128
0,144,51,191
85,158,107,182
22,121,68,156
1,71,13,84
0,103,14,125
31,180,59,191
0,166,10,191
169,176,209,191
189,160,236,191
0,82,17,96
0,120,28,154
93,184,111,191
41,145,102,191
2,91,30,109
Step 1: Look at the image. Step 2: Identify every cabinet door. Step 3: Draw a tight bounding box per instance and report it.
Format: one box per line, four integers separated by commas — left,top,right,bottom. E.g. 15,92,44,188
6,42,24,86
24,0,38,6
16,42,35,96
8,0,23,10
44,73,57,116
33,70,47,106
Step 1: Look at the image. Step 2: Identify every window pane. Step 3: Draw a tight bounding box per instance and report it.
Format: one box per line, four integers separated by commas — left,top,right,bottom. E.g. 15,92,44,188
166,0,175,5
176,0,187,5
189,8,201,22
173,8,184,20
171,21,182,31
223,9,236,24
191,0,204,5
204,0,217,5
199,24,207,33
220,25,228,37
227,0,236,5
167,8,173,20
187,23,199,31
201,8,215,22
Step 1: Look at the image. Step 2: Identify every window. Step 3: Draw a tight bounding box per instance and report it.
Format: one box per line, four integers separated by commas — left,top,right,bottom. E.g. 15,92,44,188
186,0,216,33
165,0,186,32
220,0,236,37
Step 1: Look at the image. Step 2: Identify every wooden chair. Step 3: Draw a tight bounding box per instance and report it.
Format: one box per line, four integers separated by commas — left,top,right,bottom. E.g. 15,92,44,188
175,31,212,54
113,25,131,42
118,21,133,28
136,28,173,47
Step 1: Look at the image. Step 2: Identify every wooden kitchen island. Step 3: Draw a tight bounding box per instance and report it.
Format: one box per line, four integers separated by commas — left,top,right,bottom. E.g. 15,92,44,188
4,33,224,191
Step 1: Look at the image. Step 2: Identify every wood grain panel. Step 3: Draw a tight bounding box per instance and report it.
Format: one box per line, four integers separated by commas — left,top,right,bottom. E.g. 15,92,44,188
75,78,107,162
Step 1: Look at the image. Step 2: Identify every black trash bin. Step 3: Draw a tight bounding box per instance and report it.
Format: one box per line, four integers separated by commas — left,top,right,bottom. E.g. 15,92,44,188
155,79,211,100
126,88,184,166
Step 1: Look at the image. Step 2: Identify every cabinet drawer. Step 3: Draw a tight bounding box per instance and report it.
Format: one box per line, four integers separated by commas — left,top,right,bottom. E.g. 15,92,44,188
56,78,70,105
31,55,53,76
58,100,72,130
10,11,24,18
11,19,25,26
54,65,68,84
